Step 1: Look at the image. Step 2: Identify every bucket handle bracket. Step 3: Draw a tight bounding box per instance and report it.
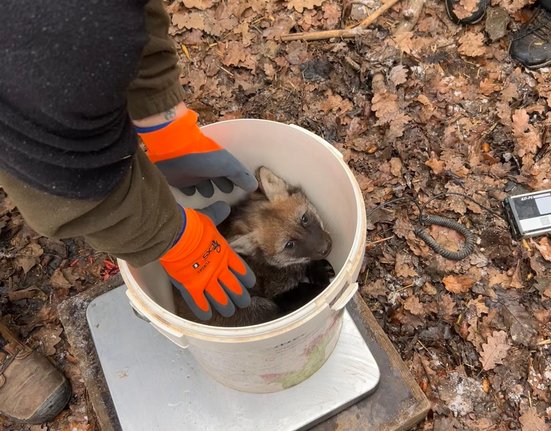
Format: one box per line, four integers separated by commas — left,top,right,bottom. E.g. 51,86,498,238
329,282,359,311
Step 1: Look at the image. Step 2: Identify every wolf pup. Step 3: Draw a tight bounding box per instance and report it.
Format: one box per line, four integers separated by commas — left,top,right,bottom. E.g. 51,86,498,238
173,166,334,327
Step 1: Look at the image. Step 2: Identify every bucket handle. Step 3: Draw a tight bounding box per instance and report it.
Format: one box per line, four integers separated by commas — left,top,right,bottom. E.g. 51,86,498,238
329,282,358,311
125,289,189,344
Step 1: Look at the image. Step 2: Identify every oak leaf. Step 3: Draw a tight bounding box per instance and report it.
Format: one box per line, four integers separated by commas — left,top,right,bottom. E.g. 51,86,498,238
453,0,478,20
488,268,511,288
389,157,402,177
479,78,501,96
221,41,248,67
393,31,414,54
182,0,216,10
501,82,520,103
50,268,73,290
443,275,474,293
439,294,456,321
387,112,411,140
30,325,63,356
519,407,550,431
512,109,541,158
172,12,206,31
404,296,424,316
14,242,43,274
501,0,536,14
287,0,325,13
467,295,489,316
458,32,486,57
534,237,551,261
479,330,511,371
322,3,341,27
389,65,408,87
425,157,445,174
395,252,417,278
371,91,411,139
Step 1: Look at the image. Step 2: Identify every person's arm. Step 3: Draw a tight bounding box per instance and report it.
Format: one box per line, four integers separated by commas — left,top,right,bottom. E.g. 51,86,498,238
127,0,186,121
0,0,182,265
1,1,255,319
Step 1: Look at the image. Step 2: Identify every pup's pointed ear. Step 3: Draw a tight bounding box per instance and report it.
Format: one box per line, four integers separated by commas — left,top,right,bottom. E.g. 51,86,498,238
256,166,290,201
229,232,258,256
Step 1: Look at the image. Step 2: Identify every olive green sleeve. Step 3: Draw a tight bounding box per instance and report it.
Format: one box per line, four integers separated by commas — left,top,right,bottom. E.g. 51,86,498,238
127,0,186,120
0,149,183,267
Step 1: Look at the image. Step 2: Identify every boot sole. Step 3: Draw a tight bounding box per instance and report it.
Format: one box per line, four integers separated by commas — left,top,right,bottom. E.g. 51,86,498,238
5,378,72,425
517,57,551,69
508,41,551,69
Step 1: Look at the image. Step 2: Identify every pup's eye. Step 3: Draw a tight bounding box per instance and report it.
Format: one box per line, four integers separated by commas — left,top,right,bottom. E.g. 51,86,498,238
301,213,309,224
285,240,296,249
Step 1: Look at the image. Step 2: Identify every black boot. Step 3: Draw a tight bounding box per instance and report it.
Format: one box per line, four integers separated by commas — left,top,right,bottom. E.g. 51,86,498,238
445,0,489,25
509,6,551,69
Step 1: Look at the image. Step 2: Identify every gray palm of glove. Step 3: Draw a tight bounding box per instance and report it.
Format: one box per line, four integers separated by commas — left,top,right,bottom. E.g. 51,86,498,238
157,149,257,197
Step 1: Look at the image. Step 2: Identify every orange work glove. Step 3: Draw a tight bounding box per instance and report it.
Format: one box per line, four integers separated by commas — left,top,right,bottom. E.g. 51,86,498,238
161,202,255,321
137,109,257,197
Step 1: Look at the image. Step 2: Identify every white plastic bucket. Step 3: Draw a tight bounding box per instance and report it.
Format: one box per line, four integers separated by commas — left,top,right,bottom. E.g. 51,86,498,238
119,119,367,393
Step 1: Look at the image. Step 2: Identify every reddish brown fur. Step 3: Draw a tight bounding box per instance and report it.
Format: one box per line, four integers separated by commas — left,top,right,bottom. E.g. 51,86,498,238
173,166,333,327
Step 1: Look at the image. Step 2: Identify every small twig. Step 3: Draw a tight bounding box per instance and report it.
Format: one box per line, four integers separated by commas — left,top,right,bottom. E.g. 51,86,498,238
219,66,234,77
344,55,362,71
395,283,415,292
366,235,395,248
362,268,370,285
537,338,551,346
281,0,402,42
281,27,367,42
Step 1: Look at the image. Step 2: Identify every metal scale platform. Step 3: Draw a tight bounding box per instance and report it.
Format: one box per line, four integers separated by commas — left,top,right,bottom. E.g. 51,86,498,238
87,286,380,431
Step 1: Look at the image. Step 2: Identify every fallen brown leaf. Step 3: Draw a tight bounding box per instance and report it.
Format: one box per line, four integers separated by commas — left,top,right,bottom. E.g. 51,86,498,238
439,294,456,322
322,2,340,27
488,268,511,288
50,267,73,290
389,65,408,87
519,407,550,431
501,0,536,13
443,275,475,294
395,252,417,278
287,0,325,13
458,32,486,57
172,11,206,32
182,0,215,9
389,157,402,177
533,237,551,261
453,0,478,20
467,295,489,316
512,108,541,159
393,31,414,54
404,295,424,316
14,242,43,274
479,78,501,96
425,157,445,174
479,330,511,371
30,325,63,356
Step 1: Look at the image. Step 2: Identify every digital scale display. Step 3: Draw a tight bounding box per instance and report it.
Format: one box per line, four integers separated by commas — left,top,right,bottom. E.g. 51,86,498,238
504,190,551,238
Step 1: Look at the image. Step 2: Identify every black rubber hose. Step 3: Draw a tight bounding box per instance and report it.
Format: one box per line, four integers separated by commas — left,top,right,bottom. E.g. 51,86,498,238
414,215,476,260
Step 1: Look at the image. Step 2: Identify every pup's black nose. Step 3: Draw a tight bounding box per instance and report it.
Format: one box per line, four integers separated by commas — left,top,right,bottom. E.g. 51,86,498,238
320,237,332,257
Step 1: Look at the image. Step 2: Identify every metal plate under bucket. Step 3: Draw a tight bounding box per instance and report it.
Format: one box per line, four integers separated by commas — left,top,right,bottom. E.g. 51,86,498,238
87,286,380,431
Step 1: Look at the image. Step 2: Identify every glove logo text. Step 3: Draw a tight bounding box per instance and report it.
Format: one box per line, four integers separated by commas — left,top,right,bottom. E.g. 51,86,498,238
202,240,222,259
192,240,222,272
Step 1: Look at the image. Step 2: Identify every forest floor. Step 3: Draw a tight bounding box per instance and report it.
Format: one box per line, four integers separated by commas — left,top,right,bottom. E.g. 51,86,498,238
1,0,550,429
